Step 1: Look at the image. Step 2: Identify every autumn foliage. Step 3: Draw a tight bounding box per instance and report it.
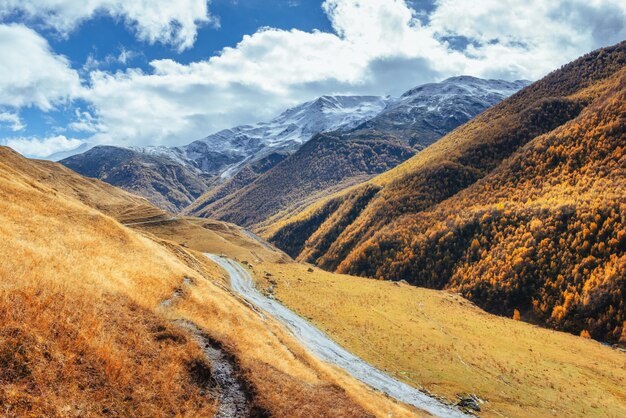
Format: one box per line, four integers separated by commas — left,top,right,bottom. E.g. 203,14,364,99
270,41,626,343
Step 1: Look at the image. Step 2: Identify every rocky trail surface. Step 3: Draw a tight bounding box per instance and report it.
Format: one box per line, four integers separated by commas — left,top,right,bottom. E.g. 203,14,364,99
161,277,255,418
207,254,469,418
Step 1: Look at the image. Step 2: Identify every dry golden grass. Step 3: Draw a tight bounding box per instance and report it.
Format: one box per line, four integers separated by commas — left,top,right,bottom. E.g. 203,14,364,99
251,262,626,418
136,216,286,264
0,147,167,223
0,146,421,417
0,149,218,416
165,260,421,418
147,215,626,418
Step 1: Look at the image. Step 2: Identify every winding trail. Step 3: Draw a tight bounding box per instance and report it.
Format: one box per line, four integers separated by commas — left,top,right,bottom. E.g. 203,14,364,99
207,254,468,418
161,277,252,418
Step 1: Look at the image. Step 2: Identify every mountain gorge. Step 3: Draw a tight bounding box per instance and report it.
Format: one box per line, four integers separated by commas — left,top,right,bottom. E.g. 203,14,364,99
268,41,626,343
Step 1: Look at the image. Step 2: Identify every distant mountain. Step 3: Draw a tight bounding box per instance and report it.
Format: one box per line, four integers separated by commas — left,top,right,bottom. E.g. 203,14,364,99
186,76,528,226
267,41,626,343
355,76,529,149
62,77,526,213
62,95,389,210
61,146,212,212
179,94,390,176
130,94,390,178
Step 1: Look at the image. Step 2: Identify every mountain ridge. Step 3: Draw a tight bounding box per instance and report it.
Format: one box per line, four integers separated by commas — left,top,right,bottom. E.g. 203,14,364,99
184,76,528,224
61,76,527,212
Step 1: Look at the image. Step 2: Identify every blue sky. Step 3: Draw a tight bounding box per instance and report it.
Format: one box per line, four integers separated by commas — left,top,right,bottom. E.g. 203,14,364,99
52,0,335,70
0,0,625,158
1,0,340,153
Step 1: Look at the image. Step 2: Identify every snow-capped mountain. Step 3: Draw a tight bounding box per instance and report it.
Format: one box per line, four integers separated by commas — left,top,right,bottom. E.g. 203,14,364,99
132,95,390,179
62,76,529,212
356,76,530,149
184,77,530,224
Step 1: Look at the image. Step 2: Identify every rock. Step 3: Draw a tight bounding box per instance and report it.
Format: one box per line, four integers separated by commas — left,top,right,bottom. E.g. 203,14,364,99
264,272,273,277
307,267,314,272
456,394,484,412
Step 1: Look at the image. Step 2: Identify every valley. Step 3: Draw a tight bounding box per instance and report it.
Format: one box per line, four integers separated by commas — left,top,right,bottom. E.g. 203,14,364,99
0,147,424,417
1,17,625,417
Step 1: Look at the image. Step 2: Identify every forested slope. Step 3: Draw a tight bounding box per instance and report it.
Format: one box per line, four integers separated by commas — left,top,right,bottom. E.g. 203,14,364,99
269,41,626,342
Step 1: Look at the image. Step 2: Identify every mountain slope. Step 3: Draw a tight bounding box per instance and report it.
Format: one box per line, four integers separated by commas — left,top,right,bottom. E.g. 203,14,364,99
0,146,421,417
187,77,527,226
268,41,626,342
61,145,212,212
186,131,414,225
355,76,529,150
3,148,167,223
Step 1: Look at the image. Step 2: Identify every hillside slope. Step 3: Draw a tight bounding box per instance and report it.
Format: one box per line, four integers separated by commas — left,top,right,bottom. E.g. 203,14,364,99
268,41,626,342
187,77,526,227
61,145,212,212
4,148,168,223
0,146,420,417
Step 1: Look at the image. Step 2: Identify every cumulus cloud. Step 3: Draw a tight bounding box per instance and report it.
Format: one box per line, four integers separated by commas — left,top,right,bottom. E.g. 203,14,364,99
0,24,80,110
73,0,626,148
428,0,626,79
4,135,83,158
0,0,216,51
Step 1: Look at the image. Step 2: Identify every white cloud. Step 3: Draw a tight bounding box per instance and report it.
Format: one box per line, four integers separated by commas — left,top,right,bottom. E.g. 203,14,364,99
68,109,101,133
73,0,626,149
0,24,80,110
81,47,140,72
5,135,83,158
0,0,216,51
2,0,626,153
428,0,626,79
0,111,25,131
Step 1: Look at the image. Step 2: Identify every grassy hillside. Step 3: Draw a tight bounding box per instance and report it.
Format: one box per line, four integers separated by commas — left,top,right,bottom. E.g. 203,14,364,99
2,147,167,223
267,41,626,343
0,146,419,417
144,212,626,418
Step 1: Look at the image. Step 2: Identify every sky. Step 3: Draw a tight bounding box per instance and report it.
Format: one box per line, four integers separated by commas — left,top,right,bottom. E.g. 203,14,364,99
0,0,625,158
